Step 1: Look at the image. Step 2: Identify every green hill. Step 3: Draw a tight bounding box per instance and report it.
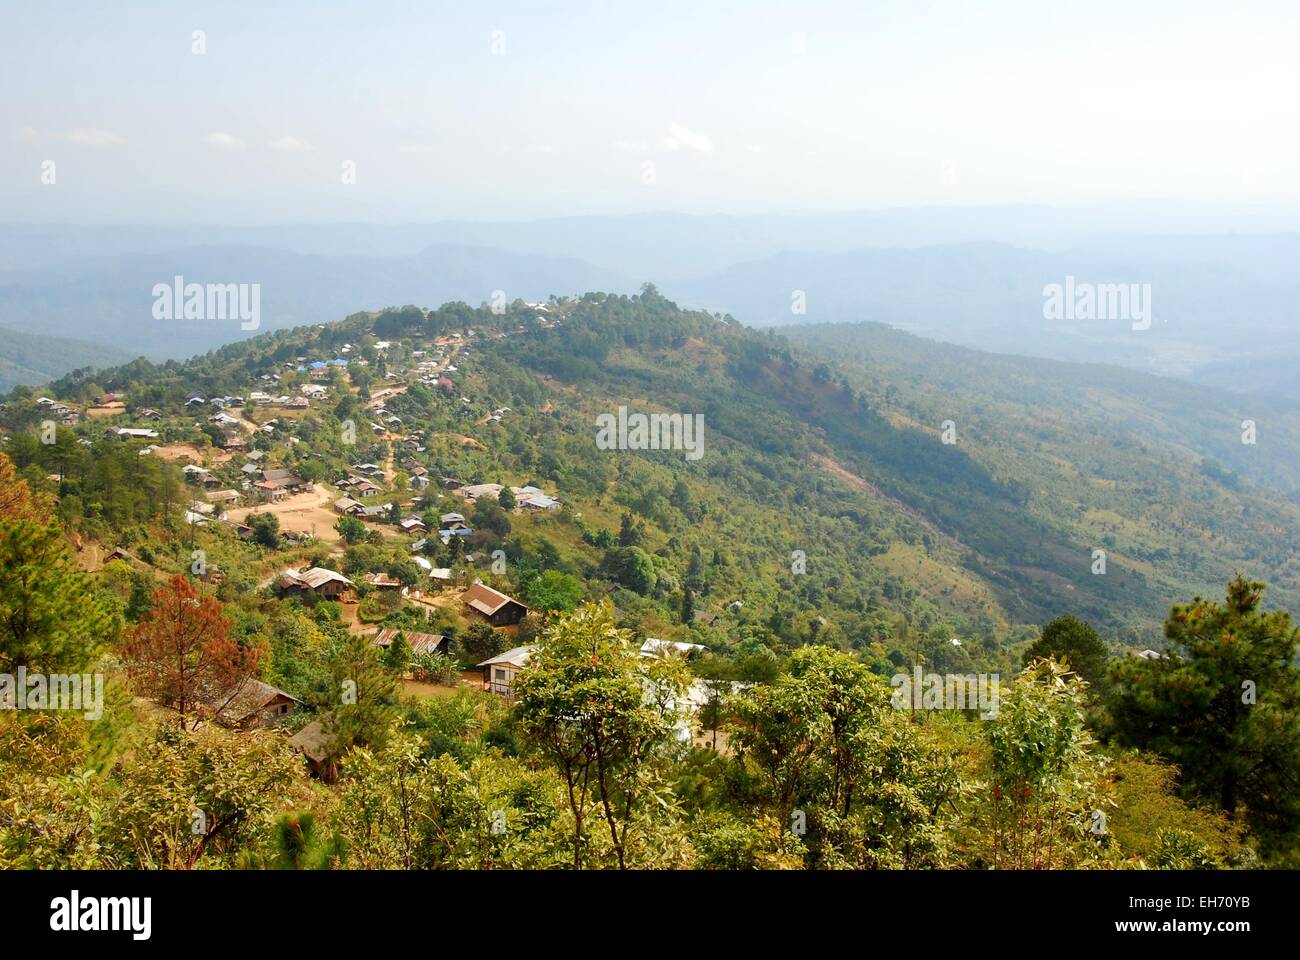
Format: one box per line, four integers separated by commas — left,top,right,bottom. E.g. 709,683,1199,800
14,289,1299,662
0,324,133,391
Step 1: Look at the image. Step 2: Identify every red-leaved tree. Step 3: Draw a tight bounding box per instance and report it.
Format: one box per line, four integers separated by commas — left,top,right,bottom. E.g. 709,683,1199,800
122,575,262,729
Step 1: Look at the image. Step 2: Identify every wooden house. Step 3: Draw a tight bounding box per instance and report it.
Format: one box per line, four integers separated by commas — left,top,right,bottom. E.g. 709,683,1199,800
372,627,451,657
207,678,301,729
478,645,538,698
277,566,357,602
461,582,528,626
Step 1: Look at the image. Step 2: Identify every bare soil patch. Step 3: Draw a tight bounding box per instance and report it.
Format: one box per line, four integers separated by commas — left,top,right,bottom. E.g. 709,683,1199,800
226,488,343,543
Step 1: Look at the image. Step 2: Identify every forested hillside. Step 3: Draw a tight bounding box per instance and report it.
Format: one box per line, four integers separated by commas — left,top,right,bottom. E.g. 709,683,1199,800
2,288,1298,870
0,325,133,391
14,289,1300,642
780,321,1300,626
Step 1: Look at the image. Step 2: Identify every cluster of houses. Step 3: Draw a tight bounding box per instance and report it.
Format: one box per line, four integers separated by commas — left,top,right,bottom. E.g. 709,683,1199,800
334,463,388,519
48,323,628,745
32,392,150,438
267,564,529,642
182,464,224,488
298,358,349,379
202,599,714,774
184,459,311,504
336,463,385,497
453,482,561,512
187,392,245,410
333,496,385,519
409,340,460,386
34,396,81,425
329,478,562,561
435,511,472,543
367,400,405,437
473,635,712,744
245,390,316,410
399,457,432,489
86,386,327,452
249,466,312,503
188,394,246,450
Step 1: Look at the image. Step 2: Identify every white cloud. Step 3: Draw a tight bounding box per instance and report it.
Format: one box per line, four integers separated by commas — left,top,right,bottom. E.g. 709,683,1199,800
269,135,313,152
64,127,125,147
613,138,649,153
662,122,713,154
202,131,246,151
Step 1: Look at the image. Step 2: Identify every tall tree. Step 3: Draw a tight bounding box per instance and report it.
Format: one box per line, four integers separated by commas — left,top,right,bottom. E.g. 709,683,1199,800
0,520,118,673
693,653,736,750
0,452,51,522
1023,615,1109,689
322,631,400,762
523,569,583,613
335,515,367,544
514,603,685,869
1108,575,1300,845
121,575,260,728
247,513,280,549
988,659,1105,869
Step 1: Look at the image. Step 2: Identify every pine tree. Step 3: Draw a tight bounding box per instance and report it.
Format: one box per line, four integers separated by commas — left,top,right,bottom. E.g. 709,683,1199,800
0,520,119,673
1108,575,1300,844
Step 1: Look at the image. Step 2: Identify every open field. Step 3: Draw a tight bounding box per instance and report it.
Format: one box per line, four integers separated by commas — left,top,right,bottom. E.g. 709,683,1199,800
397,670,494,700
152,442,219,463
226,487,343,543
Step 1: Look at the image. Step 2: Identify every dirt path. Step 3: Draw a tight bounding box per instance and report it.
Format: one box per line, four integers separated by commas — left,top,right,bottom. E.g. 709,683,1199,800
810,452,972,558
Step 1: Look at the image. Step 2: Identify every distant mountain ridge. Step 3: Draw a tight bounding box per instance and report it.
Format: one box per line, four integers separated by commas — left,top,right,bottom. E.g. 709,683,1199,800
0,325,133,391
0,242,634,360
678,239,1300,397
1,216,1297,400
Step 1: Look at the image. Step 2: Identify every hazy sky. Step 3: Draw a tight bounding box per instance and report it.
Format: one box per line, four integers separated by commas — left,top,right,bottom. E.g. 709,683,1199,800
4,0,1299,223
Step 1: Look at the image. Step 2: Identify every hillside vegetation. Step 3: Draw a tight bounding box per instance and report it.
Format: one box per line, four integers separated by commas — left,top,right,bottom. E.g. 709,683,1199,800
0,325,134,391
2,288,1298,869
